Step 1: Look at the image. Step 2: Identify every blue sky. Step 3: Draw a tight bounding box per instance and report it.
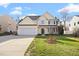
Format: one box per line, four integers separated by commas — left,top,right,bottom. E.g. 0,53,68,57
0,3,79,21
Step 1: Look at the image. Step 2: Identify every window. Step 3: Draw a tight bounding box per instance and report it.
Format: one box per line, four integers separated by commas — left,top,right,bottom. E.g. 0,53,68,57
56,28,58,31
78,22,79,24
54,21,55,24
74,22,76,26
53,28,55,32
48,28,49,32
56,21,58,24
41,20,44,24
69,24,71,27
48,21,50,24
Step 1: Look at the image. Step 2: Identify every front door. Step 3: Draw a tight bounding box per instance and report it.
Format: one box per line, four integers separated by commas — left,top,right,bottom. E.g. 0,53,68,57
41,28,44,34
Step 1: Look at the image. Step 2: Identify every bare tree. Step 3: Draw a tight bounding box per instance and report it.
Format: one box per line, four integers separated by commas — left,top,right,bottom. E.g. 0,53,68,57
15,16,19,25
60,12,68,26
59,12,69,32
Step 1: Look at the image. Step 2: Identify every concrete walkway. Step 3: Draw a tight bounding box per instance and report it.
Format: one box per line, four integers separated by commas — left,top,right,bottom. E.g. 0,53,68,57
0,35,35,56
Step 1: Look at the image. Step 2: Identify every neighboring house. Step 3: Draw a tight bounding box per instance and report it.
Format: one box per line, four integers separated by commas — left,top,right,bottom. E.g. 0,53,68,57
18,12,59,35
0,15,16,33
64,15,79,34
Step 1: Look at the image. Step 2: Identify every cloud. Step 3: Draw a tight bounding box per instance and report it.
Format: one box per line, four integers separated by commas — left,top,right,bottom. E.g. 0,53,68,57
14,7,22,11
0,3,10,8
10,10,22,15
10,6,32,16
24,7,31,10
27,13,38,16
10,7,22,15
58,4,79,13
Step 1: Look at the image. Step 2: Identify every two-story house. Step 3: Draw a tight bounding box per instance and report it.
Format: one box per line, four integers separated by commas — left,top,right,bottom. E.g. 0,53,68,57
17,12,59,35
64,15,79,34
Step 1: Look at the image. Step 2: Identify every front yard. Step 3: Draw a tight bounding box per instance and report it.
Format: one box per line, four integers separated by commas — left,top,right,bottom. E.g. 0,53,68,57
25,35,79,56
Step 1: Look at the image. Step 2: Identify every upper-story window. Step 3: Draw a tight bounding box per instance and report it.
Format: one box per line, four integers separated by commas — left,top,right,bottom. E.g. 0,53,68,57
54,21,55,24
48,21,50,24
69,24,71,27
41,20,44,24
56,21,58,24
78,22,79,24
74,22,76,26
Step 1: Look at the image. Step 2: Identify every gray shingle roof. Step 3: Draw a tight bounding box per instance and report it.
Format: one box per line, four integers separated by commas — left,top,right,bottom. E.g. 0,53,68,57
18,16,40,23
28,16,40,20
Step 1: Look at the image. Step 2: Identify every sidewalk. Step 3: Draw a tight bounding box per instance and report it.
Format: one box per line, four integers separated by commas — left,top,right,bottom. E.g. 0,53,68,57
0,36,34,56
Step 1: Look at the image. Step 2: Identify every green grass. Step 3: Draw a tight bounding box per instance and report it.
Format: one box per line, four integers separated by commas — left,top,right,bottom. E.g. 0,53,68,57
25,35,79,56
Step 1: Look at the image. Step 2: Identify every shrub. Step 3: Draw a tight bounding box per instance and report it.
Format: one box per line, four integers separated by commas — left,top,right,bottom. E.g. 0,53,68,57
58,25,64,35
0,32,10,36
73,28,79,37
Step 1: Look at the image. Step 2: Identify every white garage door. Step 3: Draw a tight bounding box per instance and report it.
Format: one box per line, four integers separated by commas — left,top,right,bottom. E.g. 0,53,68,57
18,26,37,35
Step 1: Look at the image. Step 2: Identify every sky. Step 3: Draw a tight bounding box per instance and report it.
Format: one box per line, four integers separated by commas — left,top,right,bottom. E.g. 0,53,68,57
0,3,79,21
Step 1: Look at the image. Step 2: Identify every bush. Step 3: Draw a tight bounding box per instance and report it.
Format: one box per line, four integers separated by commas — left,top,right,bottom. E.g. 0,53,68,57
73,28,79,37
58,25,64,35
0,32,10,36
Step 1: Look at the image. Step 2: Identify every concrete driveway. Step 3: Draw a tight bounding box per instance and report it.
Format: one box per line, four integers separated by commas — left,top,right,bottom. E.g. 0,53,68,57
0,35,35,56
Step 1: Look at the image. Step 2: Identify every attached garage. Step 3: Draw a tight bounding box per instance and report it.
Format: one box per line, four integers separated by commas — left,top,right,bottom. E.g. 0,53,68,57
17,16,39,35
18,26,38,35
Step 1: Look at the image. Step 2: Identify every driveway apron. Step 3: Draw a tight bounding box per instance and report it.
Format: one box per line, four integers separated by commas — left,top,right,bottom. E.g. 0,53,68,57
0,35,35,56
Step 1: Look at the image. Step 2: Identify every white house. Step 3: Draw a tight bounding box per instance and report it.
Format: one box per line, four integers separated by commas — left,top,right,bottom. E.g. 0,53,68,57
0,15,16,33
17,12,59,35
64,15,79,34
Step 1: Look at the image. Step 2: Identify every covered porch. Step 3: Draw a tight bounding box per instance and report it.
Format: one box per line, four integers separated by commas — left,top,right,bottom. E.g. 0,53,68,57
38,25,58,35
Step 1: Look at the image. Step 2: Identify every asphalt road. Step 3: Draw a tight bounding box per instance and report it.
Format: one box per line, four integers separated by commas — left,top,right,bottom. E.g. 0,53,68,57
0,35,34,43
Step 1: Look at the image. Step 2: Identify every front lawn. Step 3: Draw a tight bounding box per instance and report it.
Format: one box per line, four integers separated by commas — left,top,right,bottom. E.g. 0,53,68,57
25,35,79,56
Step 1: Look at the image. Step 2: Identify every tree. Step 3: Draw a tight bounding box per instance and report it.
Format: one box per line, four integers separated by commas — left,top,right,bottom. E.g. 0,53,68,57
60,12,68,27
58,25,64,35
59,11,71,35
73,27,79,37
15,16,19,24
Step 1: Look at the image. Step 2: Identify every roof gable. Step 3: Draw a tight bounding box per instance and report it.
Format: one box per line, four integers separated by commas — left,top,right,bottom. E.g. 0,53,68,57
19,17,36,25
43,12,55,20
